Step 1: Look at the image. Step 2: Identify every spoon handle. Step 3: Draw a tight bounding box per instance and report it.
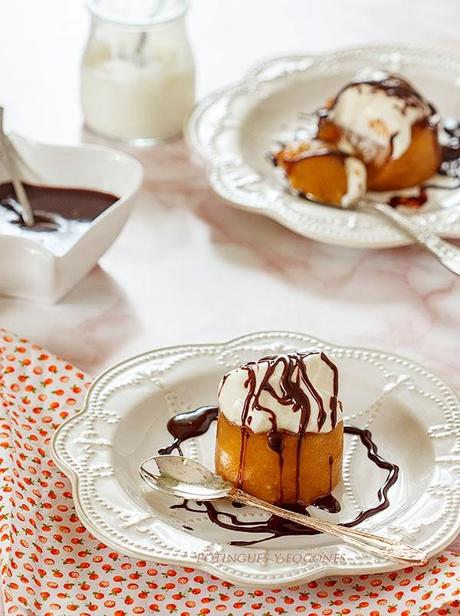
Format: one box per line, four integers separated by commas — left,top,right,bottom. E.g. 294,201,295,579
232,489,428,566
0,107,35,227
365,200,460,276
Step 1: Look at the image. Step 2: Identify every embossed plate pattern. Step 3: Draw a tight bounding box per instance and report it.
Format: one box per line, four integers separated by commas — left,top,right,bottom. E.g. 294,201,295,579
51,332,460,586
186,46,460,248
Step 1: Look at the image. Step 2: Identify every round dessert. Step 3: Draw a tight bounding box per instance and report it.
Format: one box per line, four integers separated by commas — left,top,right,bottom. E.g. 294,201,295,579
317,71,441,190
215,352,343,506
273,140,366,207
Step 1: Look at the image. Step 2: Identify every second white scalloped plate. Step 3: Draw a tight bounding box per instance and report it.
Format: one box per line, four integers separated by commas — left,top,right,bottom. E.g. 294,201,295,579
51,332,460,586
186,46,460,248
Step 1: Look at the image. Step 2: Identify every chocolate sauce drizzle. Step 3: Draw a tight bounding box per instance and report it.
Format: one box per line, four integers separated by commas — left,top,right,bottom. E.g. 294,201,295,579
326,72,434,117
159,405,400,547
233,352,340,503
271,147,348,173
158,406,218,456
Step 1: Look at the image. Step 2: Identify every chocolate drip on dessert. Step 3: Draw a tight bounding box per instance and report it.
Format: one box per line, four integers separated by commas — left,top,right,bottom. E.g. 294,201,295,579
158,406,218,456
267,430,283,453
311,455,341,513
235,352,339,504
271,147,348,172
237,368,256,490
160,406,399,546
270,148,350,204
325,73,434,116
319,353,340,428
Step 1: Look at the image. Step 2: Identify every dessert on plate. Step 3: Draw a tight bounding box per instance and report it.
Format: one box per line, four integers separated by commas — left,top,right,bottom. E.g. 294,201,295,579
273,140,366,207
274,70,442,204
154,343,403,546
215,351,343,505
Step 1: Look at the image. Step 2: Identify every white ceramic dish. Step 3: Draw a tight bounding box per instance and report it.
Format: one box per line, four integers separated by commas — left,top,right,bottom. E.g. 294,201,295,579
51,331,460,587
0,134,143,303
186,45,460,248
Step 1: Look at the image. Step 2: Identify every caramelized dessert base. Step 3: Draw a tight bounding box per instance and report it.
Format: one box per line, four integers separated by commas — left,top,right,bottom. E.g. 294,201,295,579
215,412,343,505
317,119,441,191
274,144,349,205
366,123,441,191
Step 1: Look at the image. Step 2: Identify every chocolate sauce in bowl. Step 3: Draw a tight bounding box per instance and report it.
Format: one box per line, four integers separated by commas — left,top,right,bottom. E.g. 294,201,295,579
158,405,400,547
0,182,119,255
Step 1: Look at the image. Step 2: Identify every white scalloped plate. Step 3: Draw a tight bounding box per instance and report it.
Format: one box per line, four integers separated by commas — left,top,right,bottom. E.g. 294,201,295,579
186,46,460,248
51,332,460,586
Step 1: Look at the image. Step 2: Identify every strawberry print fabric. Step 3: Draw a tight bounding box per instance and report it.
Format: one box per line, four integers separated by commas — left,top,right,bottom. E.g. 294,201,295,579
0,329,459,616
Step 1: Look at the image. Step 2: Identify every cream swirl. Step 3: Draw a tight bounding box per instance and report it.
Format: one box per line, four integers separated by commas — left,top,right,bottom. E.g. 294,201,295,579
342,156,366,207
328,70,435,161
218,351,342,434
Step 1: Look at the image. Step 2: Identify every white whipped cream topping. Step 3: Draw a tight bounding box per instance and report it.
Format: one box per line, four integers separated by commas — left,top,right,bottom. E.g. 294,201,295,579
218,353,342,434
341,156,366,207
329,80,431,161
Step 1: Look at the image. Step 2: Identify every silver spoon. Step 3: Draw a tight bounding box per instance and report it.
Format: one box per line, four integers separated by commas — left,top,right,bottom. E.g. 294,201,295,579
0,107,35,227
139,455,428,566
307,191,460,275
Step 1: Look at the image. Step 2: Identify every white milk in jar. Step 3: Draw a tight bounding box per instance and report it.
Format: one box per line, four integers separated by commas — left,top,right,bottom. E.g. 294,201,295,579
81,0,195,144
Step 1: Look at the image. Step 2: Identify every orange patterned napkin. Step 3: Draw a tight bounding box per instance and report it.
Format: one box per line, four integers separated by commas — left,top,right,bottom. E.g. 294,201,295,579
0,329,458,616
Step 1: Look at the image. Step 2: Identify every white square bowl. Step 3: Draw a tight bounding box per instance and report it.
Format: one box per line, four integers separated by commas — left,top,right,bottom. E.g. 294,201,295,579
0,134,143,303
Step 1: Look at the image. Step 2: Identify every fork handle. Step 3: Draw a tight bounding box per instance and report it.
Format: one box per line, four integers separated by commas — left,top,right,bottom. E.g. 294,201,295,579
365,200,460,275
232,489,428,566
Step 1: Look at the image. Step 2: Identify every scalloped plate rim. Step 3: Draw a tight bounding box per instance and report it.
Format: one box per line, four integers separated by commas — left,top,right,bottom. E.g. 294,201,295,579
185,44,460,249
51,331,460,586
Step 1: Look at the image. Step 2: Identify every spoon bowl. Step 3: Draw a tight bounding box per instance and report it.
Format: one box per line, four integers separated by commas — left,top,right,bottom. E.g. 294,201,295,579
140,455,233,500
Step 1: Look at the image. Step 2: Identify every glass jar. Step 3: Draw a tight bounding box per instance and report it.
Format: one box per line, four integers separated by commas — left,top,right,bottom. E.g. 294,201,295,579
81,0,195,145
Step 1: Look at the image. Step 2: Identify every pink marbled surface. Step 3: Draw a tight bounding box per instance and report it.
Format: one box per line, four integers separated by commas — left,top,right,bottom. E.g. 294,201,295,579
0,0,459,564
1,0,459,389
3,135,460,393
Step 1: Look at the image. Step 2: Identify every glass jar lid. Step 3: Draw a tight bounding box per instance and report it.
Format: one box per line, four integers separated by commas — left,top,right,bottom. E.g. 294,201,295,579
87,0,188,26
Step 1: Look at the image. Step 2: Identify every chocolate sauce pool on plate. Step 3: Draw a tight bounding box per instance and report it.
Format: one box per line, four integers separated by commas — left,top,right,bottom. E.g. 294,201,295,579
0,182,119,255
157,405,400,546
158,406,219,456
